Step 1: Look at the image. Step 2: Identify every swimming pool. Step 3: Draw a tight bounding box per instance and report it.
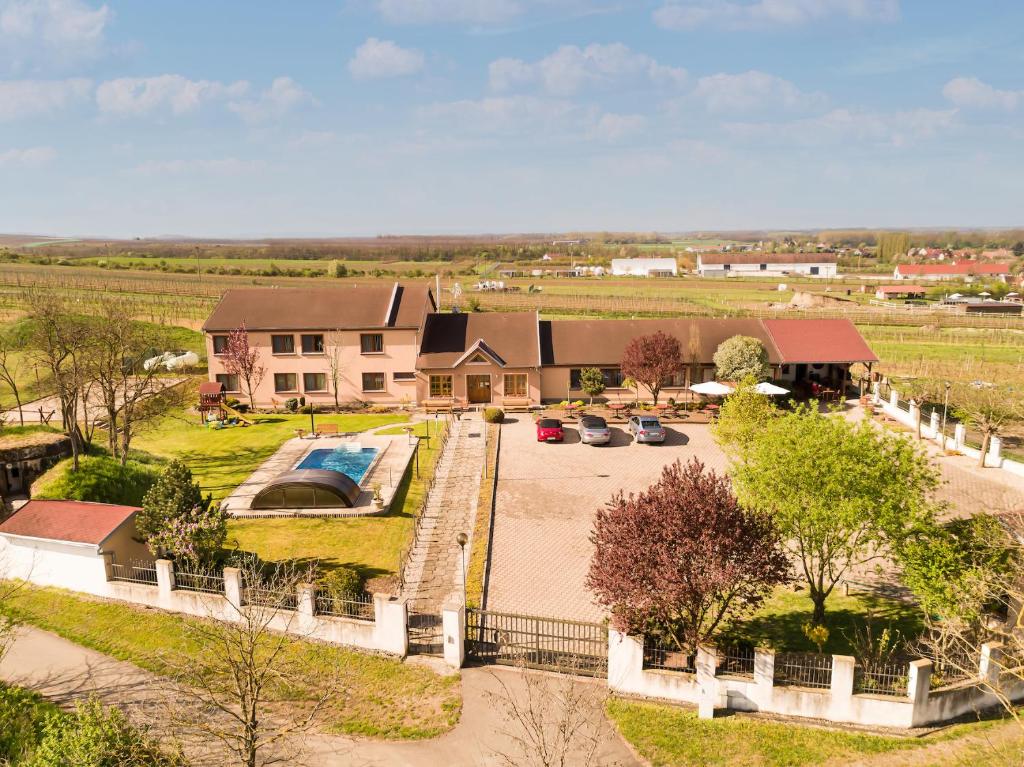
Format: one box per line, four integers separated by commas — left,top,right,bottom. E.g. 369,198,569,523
296,447,379,484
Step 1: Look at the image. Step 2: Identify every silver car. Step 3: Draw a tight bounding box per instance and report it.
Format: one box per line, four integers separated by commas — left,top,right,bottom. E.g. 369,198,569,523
580,415,611,445
628,415,666,444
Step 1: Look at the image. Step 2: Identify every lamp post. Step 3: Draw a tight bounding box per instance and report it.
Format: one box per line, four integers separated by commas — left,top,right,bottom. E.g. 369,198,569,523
456,532,468,607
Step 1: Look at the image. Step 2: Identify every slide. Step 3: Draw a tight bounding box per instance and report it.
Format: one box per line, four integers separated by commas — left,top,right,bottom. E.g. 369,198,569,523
221,403,254,426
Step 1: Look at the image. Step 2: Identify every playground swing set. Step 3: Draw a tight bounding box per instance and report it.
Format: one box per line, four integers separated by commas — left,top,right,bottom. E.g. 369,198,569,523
198,382,254,429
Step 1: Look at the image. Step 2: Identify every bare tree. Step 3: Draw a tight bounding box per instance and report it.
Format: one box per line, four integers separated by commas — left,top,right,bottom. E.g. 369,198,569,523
486,661,618,767
223,324,266,411
161,561,339,767
949,383,1024,468
0,332,26,426
24,291,89,469
325,331,345,413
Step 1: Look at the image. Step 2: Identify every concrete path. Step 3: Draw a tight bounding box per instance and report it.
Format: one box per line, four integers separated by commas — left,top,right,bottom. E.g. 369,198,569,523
402,415,488,610
2,625,638,767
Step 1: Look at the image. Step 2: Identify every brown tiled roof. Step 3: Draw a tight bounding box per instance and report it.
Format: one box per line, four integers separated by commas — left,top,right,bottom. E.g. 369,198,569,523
700,253,837,265
896,262,1010,276
540,318,783,367
762,319,878,363
418,312,541,368
202,283,435,332
0,500,140,546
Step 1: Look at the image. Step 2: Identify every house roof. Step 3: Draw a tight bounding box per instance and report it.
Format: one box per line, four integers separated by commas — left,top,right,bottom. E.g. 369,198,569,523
418,312,541,369
202,283,435,332
540,318,784,367
762,319,879,364
610,258,678,268
896,261,1010,276
0,500,140,546
699,253,837,266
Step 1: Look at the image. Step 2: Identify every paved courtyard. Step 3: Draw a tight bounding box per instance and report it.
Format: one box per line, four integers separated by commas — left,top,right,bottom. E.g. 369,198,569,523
486,416,729,623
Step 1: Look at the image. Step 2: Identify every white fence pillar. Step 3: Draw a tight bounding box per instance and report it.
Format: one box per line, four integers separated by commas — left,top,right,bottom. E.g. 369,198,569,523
442,602,465,669
373,594,409,657
696,645,723,719
607,630,644,693
223,567,243,618
829,655,856,720
954,423,966,449
889,390,899,408
908,400,920,434
929,411,940,441
979,642,1004,685
908,659,932,727
155,559,175,595
987,436,1002,467
871,381,880,402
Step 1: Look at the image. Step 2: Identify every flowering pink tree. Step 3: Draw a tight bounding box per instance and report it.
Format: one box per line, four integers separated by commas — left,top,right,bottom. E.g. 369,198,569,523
587,458,789,651
620,331,681,404
223,322,266,409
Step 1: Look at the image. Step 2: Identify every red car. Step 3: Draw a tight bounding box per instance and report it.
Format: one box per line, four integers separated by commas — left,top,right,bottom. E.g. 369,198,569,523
536,418,564,442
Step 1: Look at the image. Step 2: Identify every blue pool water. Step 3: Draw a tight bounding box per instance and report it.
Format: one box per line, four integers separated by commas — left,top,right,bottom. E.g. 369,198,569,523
296,447,379,483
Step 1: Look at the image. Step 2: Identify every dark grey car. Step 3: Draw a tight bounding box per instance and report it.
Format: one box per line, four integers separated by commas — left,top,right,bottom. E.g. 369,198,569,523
580,415,611,445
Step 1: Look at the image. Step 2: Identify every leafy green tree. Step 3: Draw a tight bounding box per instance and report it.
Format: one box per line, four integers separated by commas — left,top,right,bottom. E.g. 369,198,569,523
731,406,940,623
712,336,771,383
712,376,777,455
578,368,606,405
138,460,226,563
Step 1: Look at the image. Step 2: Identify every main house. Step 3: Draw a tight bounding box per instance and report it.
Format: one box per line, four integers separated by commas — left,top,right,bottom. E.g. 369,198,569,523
204,284,878,408
697,253,839,278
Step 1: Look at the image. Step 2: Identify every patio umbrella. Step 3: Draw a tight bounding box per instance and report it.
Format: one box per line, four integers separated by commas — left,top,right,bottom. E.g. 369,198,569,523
979,291,991,297
689,381,735,396
754,381,790,396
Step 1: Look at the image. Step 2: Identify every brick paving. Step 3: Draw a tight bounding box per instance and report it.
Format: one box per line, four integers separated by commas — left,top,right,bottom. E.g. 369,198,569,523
486,417,729,623
402,414,488,611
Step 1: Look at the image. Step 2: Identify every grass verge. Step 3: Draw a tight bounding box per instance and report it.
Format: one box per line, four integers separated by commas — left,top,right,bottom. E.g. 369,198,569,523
466,421,499,609
4,586,461,740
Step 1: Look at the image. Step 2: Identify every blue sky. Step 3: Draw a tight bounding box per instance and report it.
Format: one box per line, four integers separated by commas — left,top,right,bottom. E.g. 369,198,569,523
1,0,1022,238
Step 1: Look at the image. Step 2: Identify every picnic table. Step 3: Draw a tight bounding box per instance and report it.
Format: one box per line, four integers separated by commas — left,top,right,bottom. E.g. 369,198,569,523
608,403,629,418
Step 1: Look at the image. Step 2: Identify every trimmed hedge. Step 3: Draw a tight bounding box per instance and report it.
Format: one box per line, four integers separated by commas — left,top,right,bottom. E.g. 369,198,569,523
483,408,505,424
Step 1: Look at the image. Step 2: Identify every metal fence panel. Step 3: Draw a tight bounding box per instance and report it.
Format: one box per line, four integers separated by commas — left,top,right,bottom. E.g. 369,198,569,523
175,569,225,594
315,589,374,621
854,661,909,697
773,652,833,690
110,559,158,585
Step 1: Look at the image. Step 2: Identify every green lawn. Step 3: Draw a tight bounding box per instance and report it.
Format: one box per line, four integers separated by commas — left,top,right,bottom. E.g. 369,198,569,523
130,409,408,500
4,586,461,740
227,419,447,585
728,587,924,655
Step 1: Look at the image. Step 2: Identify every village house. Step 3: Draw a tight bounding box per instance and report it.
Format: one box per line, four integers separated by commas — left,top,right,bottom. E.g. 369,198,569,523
203,285,878,408
696,253,838,278
893,261,1011,282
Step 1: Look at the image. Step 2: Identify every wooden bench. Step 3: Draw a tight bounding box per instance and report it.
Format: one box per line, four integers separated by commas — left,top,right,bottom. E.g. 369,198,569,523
423,399,458,414
315,423,339,436
501,397,532,412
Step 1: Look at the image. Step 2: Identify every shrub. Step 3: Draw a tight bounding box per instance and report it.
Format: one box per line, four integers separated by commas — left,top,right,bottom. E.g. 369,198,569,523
139,460,226,563
712,336,771,382
32,455,161,506
0,683,54,765
285,397,299,412
320,566,365,599
483,407,505,424
32,697,184,767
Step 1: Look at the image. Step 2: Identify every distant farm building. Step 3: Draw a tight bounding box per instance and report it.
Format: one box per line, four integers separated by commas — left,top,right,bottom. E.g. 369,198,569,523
697,253,838,278
610,258,678,277
893,261,1011,282
874,285,926,301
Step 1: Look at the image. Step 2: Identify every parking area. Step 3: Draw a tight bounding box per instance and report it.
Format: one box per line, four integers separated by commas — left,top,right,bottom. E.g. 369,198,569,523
486,415,729,622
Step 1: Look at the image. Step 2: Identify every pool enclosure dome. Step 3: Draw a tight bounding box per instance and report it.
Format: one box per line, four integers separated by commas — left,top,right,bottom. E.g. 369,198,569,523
250,469,361,510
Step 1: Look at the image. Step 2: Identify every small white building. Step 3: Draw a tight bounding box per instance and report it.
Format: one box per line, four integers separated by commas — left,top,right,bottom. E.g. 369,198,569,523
697,253,838,278
0,499,152,593
610,258,678,277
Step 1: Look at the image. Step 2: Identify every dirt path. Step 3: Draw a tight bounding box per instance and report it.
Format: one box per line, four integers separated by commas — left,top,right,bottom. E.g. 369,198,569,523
2,625,637,766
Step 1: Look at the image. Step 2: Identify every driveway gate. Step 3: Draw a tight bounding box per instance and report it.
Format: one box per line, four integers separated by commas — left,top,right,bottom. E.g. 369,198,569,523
465,608,608,678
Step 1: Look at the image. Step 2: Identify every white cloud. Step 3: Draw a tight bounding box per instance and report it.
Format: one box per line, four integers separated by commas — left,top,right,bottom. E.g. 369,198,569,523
654,0,898,30
488,43,687,96
418,94,580,134
694,70,824,112
725,107,956,148
128,158,264,176
0,77,91,120
228,76,315,122
0,0,110,68
349,37,425,80
0,145,56,167
96,74,249,117
587,112,646,141
943,77,1022,111
374,0,523,25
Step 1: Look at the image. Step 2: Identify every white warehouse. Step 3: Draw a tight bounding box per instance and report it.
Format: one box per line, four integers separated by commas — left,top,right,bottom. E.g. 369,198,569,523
697,253,838,278
610,257,678,277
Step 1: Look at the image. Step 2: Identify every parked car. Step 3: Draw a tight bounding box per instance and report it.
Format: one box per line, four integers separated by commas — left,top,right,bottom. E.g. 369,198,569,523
536,418,564,442
628,415,666,444
579,415,611,445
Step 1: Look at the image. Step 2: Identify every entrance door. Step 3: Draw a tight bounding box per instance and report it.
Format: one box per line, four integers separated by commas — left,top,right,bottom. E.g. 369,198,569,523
466,375,491,404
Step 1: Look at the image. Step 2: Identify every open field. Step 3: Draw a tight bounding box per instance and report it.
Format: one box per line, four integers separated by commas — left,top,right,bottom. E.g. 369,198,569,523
3,586,461,739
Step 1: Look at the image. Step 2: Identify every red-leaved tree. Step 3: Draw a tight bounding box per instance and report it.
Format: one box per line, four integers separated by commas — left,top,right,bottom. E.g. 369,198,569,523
587,458,790,651
223,323,266,409
620,331,681,404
